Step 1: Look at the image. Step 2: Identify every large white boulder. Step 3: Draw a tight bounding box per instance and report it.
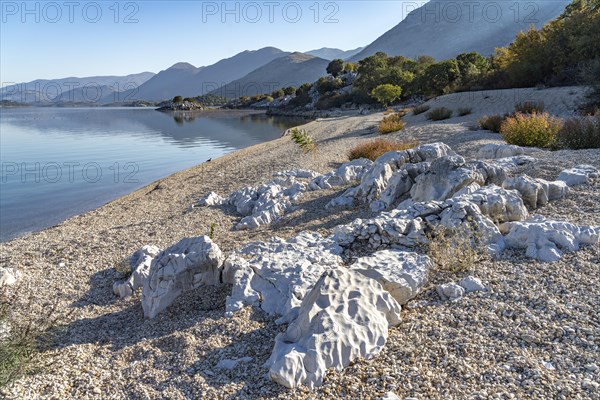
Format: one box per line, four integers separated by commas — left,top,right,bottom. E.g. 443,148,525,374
224,233,343,319
477,144,525,160
265,268,401,389
458,185,528,223
500,216,600,262
502,175,568,209
142,236,224,319
350,250,431,305
113,245,161,298
557,165,599,187
410,156,485,203
309,159,373,190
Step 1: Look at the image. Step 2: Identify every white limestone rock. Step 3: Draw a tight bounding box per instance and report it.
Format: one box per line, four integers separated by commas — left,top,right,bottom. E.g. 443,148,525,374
350,250,431,305
503,175,569,208
459,276,486,293
327,143,455,208
113,245,161,298
558,165,599,186
379,393,401,400
142,236,224,319
460,185,528,223
503,175,548,208
197,192,227,206
0,267,20,287
477,144,525,160
265,268,401,388
437,282,465,301
490,155,537,172
500,216,600,262
224,233,343,319
410,156,485,203
309,159,373,190
371,162,430,212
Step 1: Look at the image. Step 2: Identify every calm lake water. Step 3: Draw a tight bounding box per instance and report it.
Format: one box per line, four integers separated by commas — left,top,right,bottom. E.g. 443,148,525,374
0,107,305,242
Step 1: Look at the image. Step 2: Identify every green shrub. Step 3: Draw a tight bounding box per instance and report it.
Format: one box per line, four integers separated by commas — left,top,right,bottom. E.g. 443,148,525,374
479,114,507,133
316,92,351,110
457,107,473,116
348,139,418,161
515,101,545,114
412,104,430,115
426,107,453,121
316,77,344,95
500,112,562,147
378,113,406,134
427,222,490,273
370,84,402,107
556,117,600,149
290,128,316,154
265,96,274,103
172,96,183,103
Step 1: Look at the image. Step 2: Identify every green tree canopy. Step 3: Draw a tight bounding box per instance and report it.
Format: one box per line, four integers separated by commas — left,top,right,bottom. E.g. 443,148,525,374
326,59,345,77
370,84,403,107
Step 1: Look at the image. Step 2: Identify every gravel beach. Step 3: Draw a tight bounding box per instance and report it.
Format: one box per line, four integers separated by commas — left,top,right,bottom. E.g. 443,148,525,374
1,87,598,399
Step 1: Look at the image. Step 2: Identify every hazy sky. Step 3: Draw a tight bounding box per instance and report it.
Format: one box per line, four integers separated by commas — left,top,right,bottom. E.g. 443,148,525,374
1,1,426,83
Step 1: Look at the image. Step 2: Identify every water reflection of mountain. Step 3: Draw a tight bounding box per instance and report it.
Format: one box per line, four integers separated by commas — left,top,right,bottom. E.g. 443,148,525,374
2,108,304,149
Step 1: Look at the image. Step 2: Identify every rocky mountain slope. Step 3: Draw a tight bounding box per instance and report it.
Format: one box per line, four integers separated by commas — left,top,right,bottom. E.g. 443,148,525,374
350,0,570,62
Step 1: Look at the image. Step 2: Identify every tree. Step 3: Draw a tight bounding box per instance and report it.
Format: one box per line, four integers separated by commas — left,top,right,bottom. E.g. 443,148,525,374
296,83,313,96
272,89,285,99
344,62,357,73
326,59,345,77
420,60,461,96
370,84,402,107
173,96,183,103
283,86,297,96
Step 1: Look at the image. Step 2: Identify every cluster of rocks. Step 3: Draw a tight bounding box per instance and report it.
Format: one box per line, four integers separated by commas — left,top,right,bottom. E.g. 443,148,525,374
114,142,600,389
196,159,373,230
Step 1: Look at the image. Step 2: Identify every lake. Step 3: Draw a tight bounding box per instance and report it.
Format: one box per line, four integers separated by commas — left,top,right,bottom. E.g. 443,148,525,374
0,107,306,242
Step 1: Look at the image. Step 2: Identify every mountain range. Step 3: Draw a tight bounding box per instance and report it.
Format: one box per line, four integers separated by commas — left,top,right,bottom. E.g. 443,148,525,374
2,0,570,104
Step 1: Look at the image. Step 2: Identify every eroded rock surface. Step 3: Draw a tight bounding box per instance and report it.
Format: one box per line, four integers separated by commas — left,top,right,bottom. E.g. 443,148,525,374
113,245,161,298
142,236,224,318
500,216,600,262
265,268,401,389
224,232,343,319
350,250,431,305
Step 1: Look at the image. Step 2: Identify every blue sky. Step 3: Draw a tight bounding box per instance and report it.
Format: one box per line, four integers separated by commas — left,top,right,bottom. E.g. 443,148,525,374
0,1,425,83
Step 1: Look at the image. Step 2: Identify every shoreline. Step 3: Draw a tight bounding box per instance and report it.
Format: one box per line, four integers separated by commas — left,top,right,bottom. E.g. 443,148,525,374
0,108,309,244
1,86,599,399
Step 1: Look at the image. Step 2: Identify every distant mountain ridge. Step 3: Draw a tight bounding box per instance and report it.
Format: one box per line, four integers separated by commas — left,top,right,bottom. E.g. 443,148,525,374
210,53,330,99
306,47,365,60
349,0,570,62
0,72,155,103
128,47,291,101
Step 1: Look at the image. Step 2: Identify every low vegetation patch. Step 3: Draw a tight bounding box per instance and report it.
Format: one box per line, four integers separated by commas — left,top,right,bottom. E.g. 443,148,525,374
348,139,418,161
0,286,70,387
426,223,490,273
457,107,473,116
515,101,545,114
412,104,430,115
500,112,562,148
290,128,317,154
426,107,453,121
479,114,507,133
556,116,600,149
378,113,406,134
